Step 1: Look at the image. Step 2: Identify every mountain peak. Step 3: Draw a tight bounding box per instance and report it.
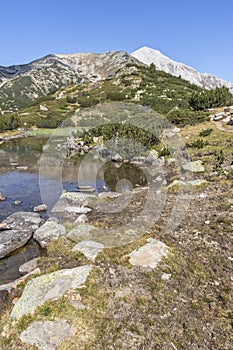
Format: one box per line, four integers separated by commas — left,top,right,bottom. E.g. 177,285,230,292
131,46,233,92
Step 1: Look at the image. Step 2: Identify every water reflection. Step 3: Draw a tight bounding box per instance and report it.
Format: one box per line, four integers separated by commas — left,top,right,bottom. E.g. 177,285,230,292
0,137,147,221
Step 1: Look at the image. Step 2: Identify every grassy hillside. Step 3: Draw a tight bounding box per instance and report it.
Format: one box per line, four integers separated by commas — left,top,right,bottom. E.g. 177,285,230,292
0,64,232,133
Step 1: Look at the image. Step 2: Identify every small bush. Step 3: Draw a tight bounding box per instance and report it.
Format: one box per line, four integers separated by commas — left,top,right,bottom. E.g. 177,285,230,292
77,96,99,108
66,96,77,104
199,128,213,137
106,91,125,101
186,138,209,149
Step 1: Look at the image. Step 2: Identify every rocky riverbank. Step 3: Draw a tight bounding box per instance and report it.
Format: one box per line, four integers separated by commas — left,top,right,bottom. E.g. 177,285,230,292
0,120,232,349
0,171,232,349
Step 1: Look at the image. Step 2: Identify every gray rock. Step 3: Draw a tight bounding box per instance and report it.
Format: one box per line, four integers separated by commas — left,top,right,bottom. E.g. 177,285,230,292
69,300,86,310
98,192,122,199
131,156,146,164
1,211,43,231
187,179,207,186
47,216,60,223
16,166,28,170
145,150,158,164
74,214,87,224
152,157,165,167
72,240,104,262
0,229,32,258
181,160,205,173
52,192,90,213
162,127,180,138
77,185,96,193
112,153,123,162
65,206,92,214
67,224,97,243
166,158,176,166
33,221,66,248
34,204,47,212
0,192,6,201
20,320,75,350
161,273,171,281
19,258,39,275
128,238,168,268
14,200,22,205
168,179,207,189
167,180,186,189
11,265,92,318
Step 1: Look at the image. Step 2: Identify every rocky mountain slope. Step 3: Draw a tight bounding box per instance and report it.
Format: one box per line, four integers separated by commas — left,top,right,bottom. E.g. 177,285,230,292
0,51,142,113
131,46,233,92
1,46,233,116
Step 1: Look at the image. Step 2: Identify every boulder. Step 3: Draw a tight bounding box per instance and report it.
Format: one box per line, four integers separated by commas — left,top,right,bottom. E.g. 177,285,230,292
65,206,92,214
77,185,96,193
187,179,207,186
168,179,207,189
74,214,87,224
11,265,92,318
167,180,187,189
98,192,122,199
181,160,205,173
145,150,158,164
1,212,43,231
67,224,97,243
20,320,75,350
0,229,32,258
51,192,90,213
34,204,47,212
72,240,104,262
33,221,66,248
128,238,168,268
19,258,39,275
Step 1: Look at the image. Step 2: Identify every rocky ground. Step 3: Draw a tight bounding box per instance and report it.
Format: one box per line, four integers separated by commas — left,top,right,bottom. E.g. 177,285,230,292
0,121,232,350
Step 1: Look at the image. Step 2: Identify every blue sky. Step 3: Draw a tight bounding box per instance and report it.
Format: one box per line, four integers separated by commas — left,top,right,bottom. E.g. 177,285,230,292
1,0,233,81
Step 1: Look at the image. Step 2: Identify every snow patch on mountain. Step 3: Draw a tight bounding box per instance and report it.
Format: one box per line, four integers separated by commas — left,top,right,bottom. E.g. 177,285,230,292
131,46,233,92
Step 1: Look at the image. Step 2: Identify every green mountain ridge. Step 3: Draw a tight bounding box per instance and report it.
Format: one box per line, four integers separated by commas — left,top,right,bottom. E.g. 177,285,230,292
1,61,232,133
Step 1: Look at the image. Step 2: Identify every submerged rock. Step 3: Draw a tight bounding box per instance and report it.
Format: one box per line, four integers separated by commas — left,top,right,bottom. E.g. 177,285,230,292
11,265,92,318
20,320,75,350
